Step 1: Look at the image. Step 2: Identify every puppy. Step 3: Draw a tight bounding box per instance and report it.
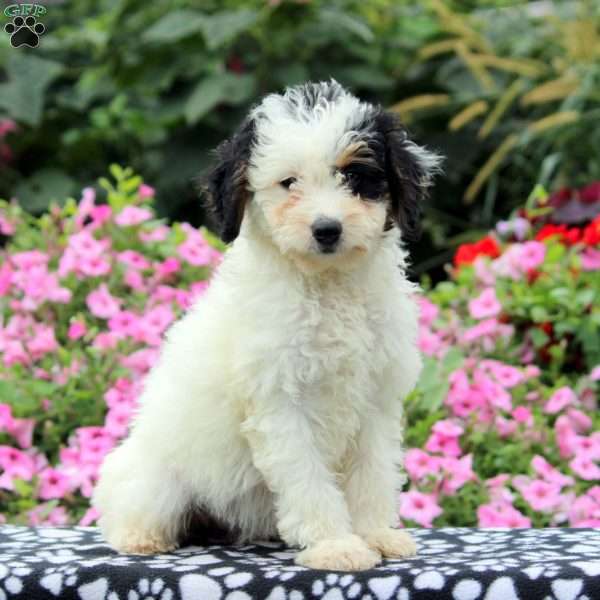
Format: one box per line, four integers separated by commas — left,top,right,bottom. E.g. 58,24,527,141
92,80,441,571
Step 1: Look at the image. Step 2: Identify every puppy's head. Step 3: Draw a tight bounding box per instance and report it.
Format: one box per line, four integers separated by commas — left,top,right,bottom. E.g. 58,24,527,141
206,80,442,271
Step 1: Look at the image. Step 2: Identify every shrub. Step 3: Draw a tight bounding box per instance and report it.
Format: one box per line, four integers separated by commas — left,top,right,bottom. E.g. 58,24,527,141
402,185,600,527
0,169,598,527
0,166,223,525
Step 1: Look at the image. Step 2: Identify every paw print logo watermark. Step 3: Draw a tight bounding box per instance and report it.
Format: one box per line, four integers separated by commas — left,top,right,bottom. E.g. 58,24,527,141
3,3,46,48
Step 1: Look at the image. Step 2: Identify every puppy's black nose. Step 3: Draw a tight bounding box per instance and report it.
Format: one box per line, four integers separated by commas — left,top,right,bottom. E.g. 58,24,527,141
312,218,342,252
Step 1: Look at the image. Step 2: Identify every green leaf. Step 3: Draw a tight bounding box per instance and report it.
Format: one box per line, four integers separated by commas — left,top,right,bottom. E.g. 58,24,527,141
318,8,374,43
200,10,258,50
0,53,63,126
184,73,255,124
14,169,76,213
143,10,208,43
530,328,549,348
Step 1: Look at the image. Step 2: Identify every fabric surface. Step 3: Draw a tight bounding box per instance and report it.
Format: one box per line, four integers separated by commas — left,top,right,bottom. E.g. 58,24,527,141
0,526,599,600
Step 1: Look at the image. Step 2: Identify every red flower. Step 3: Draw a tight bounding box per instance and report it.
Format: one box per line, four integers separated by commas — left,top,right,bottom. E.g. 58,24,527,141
535,224,581,246
582,216,600,246
454,236,500,267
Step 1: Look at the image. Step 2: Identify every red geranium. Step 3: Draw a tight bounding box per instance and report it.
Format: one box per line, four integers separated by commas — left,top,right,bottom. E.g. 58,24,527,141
454,236,500,267
582,216,600,246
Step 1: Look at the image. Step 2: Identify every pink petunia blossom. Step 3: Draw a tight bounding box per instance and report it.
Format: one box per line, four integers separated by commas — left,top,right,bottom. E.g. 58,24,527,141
569,455,600,481
404,449,439,481
520,479,562,512
138,184,155,199
399,490,443,527
38,467,72,500
86,284,121,319
417,297,439,327
518,241,546,271
79,507,101,526
531,455,575,488
545,386,577,414
425,420,463,457
477,501,531,527
68,320,87,340
115,206,152,226
581,247,600,271
512,406,533,426
440,454,476,494
468,288,502,319
0,446,35,489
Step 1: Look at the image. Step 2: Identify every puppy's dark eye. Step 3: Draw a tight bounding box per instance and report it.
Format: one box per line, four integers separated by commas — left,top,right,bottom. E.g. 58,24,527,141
280,177,297,189
341,164,386,200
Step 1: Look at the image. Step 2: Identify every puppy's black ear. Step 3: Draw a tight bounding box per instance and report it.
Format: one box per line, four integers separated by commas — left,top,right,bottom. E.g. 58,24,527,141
375,111,442,240
205,118,256,243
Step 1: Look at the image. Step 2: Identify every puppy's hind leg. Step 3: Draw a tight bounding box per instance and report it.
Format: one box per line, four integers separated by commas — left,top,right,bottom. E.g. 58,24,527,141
93,439,189,554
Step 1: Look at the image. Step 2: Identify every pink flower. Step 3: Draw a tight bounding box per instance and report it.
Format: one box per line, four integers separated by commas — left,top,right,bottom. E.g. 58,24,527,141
68,320,87,340
0,446,35,489
118,250,151,271
92,332,119,350
27,325,58,360
28,504,69,526
440,454,476,494
38,467,72,500
531,455,574,488
177,238,214,266
590,365,600,381
104,404,134,438
404,449,439,481
79,507,100,526
6,417,35,449
124,269,146,291
75,187,96,229
115,206,153,226
567,408,592,433
520,479,562,512
468,288,502,319
512,406,533,426
569,494,600,527
86,284,121,319
156,257,181,278
138,184,155,199
108,310,141,338
477,501,531,527
570,455,600,481
425,420,463,457
555,415,579,459
581,247,600,271
495,415,517,438
139,225,169,243
545,386,577,414
572,433,600,460
90,204,112,226
417,297,439,327
399,490,442,527
483,361,524,388
519,241,546,271
418,329,444,356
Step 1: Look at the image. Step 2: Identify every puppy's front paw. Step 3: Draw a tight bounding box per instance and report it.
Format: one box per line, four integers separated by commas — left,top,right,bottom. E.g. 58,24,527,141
105,528,177,555
295,534,381,571
361,527,417,559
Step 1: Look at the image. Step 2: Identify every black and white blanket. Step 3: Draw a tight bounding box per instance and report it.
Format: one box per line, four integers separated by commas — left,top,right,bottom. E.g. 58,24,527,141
0,526,598,599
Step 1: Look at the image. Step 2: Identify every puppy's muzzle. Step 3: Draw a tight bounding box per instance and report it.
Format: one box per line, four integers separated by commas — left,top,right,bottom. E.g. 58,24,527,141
312,217,342,253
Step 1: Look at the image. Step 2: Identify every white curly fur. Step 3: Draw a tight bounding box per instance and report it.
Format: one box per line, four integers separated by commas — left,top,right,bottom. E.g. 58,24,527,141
92,81,433,571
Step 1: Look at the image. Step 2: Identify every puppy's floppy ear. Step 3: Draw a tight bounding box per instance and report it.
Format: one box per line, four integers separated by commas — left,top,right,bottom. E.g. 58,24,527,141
374,111,442,240
205,118,256,243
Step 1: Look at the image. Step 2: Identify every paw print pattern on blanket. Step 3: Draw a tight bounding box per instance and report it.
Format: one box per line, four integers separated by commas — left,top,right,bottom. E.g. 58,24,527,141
0,527,598,599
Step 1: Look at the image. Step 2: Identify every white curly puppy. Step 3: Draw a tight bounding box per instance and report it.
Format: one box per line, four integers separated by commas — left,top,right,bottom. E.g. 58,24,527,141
93,80,441,571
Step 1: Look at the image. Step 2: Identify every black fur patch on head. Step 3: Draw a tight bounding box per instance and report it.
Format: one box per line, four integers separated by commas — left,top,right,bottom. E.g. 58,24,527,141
372,110,440,240
204,119,256,243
